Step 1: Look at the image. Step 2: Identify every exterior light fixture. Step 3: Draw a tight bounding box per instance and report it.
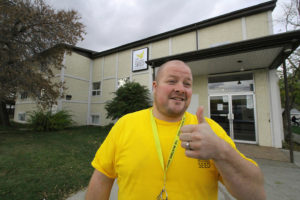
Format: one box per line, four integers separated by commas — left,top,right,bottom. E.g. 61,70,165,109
237,60,244,71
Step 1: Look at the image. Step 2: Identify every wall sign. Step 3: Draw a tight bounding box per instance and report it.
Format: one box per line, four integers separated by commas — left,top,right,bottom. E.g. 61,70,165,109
132,47,148,72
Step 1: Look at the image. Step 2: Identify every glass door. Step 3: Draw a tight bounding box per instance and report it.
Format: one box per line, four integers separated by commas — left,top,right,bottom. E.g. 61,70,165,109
210,95,230,137
209,94,256,142
232,95,256,141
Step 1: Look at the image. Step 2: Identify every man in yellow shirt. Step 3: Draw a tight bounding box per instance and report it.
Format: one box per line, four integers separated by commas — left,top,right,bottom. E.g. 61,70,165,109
86,60,266,200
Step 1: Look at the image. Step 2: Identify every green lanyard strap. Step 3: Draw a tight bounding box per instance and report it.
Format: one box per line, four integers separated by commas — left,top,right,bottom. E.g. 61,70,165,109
150,109,186,180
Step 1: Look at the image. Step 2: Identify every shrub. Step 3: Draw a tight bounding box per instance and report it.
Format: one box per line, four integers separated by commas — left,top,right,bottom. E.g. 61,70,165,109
105,81,152,120
28,110,73,131
104,122,114,132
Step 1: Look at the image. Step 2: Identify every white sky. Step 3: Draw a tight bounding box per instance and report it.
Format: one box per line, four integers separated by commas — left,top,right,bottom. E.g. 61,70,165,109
45,0,290,52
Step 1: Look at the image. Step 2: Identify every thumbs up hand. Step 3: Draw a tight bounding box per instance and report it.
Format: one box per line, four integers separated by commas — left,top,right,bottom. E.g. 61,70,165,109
179,106,225,160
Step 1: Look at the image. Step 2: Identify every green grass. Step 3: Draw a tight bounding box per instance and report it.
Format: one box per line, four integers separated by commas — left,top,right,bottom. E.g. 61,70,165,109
292,125,300,135
282,141,300,151
0,125,110,200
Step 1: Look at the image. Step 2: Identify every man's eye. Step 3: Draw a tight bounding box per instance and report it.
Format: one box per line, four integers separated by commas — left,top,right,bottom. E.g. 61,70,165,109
184,82,191,87
168,80,176,84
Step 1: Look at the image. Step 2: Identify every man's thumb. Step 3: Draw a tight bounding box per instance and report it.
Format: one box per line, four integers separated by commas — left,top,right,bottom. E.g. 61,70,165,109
196,106,205,124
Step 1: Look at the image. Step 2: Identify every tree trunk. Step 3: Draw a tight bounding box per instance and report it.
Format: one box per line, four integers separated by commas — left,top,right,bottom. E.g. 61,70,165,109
282,110,288,141
0,101,11,127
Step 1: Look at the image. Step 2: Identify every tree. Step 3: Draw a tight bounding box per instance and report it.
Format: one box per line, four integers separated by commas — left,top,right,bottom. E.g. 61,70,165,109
276,0,300,139
0,0,85,126
277,0,300,109
105,82,152,120
276,0,300,109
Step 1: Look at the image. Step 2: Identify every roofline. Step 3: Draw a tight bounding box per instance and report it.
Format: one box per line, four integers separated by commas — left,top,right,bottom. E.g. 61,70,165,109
65,45,97,58
146,30,300,68
91,0,277,58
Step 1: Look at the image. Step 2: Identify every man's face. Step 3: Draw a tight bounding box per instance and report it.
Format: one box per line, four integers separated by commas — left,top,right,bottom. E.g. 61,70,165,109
153,61,193,118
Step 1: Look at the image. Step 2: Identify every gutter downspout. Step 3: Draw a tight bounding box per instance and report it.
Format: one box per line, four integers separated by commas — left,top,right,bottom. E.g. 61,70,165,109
87,60,94,125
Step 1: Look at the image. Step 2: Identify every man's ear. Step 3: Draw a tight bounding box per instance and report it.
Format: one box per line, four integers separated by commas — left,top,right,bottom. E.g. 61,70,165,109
152,81,157,90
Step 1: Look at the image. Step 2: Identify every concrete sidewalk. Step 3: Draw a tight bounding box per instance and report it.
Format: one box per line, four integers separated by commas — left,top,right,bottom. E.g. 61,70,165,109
66,145,300,200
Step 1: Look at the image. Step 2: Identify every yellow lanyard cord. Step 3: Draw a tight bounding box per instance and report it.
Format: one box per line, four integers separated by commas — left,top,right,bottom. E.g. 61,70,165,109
150,109,186,181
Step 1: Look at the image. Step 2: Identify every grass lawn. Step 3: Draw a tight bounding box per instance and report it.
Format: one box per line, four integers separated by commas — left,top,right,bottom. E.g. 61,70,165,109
292,125,300,135
0,125,110,200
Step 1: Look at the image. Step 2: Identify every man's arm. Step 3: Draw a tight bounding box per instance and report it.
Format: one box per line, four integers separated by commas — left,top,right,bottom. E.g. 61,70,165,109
180,107,266,200
85,169,115,200
213,139,265,200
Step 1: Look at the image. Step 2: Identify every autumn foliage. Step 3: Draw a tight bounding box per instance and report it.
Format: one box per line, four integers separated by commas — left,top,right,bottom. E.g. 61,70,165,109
0,0,85,126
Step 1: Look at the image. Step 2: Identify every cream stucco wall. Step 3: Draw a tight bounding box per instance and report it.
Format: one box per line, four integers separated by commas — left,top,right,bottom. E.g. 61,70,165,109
14,103,38,122
151,39,169,59
93,58,103,81
62,102,88,125
64,52,90,80
103,54,116,78
64,77,89,101
91,94,102,103
90,104,112,126
118,49,132,78
132,73,150,89
172,32,197,55
197,19,243,49
102,79,116,101
254,69,272,146
192,75,209,117
246,12,270,39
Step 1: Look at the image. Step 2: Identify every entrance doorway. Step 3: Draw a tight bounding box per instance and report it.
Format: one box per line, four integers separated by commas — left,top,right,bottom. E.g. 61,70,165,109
209,94,256,142
208,73,256,143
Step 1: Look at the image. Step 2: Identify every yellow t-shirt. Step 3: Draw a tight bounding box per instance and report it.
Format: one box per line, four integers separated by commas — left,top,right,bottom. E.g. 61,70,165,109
92,108,256,200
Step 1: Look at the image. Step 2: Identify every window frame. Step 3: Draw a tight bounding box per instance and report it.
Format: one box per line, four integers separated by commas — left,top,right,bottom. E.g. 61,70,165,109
18,112,26,122
90,114,100,125
92,81,101,96
20,92,28,100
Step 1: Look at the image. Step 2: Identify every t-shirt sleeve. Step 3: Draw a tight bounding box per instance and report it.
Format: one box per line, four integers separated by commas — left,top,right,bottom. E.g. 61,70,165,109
91,119,123,179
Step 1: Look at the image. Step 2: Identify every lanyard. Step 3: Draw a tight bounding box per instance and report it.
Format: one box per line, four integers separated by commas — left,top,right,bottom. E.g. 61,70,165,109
150,109,185,199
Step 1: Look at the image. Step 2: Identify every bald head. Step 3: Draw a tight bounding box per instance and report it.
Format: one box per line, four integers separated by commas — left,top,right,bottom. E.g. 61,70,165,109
155,60,191,83
152,59,193,121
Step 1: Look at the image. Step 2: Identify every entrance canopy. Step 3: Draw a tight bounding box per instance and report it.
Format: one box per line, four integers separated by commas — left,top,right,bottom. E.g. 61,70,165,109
146,30,300,76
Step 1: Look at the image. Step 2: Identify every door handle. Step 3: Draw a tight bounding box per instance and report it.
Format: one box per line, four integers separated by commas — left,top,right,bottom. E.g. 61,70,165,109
227,113,234,120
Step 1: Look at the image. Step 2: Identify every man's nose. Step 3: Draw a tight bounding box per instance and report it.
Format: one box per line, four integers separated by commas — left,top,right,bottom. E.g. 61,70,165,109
174,82,185,93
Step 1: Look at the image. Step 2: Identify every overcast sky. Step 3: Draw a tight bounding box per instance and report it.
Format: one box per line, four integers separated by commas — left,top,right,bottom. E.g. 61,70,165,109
45,0,290,52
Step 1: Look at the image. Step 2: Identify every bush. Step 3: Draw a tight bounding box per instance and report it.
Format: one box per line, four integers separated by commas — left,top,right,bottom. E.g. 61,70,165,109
104,122,114,132
105,81,152,120
28,110,73,131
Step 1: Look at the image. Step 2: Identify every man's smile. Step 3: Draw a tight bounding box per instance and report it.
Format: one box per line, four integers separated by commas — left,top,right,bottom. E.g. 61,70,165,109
170,96,186,101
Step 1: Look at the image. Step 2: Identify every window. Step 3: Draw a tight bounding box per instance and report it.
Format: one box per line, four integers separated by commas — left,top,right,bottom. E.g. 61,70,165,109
91,115,100,125
20,92,28,100
66,95,72,100
118,77,129,88
92,82,101,96
208,73,254,93
18,113,26,121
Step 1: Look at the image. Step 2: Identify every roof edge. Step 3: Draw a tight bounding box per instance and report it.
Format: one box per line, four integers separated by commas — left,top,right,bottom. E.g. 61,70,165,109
92,0,277,58
146,29,300,67
66,45,97,58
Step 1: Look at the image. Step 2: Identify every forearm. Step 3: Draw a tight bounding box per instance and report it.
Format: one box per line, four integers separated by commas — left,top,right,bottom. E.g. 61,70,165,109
214,141,266,200
85,170,114,200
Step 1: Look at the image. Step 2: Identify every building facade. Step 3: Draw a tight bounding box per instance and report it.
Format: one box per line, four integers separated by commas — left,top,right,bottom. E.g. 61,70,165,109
14,0,300,148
